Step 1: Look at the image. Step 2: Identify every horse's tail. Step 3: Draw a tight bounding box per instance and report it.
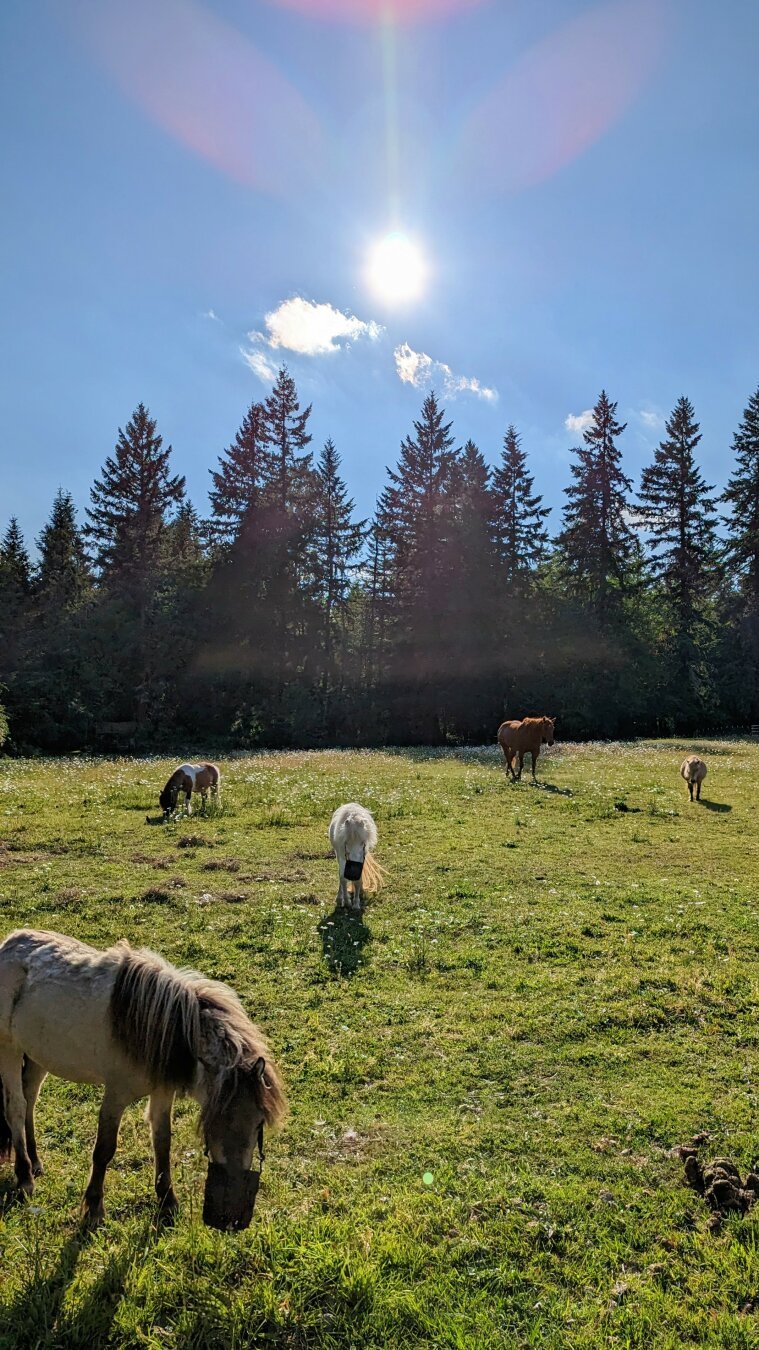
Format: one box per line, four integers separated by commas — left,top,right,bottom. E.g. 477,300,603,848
362,853,388,897
0,1075,12,1161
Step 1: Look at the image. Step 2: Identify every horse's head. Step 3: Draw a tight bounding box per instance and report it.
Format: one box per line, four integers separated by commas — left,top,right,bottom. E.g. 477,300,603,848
199,1040,286,1231
542,717,556,746
159,782,177,815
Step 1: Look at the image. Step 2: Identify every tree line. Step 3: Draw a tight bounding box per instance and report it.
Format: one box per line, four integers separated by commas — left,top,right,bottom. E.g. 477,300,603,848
2,368,759,751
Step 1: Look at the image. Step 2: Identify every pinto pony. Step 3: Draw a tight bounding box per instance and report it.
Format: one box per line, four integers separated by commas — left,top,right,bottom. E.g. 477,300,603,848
681,755,707,801
498,716,556,782
0,929,285,1229
329,803,385,911
159,762,220,817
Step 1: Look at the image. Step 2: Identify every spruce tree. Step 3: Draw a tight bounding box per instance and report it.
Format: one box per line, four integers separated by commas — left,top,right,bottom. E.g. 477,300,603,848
638,396,718,669
208,401,271,547
309,439,367,703
445,439,501,731
0,519,34,735
556,391,638,622
379,392,459,734
720,386,759,719
37,490,90,611
492,426,550,586
86,403,185,594
721,386,759,602
85,404,185,726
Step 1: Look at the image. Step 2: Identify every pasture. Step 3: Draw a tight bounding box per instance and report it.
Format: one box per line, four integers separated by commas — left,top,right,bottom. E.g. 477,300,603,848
0,740,757,1348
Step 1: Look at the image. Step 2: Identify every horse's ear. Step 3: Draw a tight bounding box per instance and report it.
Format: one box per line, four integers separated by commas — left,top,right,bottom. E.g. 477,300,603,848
252,1056,266,1081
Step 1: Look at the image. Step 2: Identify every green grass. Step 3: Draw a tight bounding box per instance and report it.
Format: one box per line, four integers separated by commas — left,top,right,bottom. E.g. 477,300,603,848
0,740,757,1348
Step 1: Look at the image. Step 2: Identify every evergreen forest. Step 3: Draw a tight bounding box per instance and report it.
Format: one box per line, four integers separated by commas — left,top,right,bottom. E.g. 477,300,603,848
2,370,759,752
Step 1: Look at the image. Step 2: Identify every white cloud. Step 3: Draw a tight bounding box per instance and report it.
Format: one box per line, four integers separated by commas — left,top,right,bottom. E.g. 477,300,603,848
241,345,278,383
639,408,664,431
260,297,382,356
202,308,220,322
242,296,383,383
393,342,498,403
565,410,594,435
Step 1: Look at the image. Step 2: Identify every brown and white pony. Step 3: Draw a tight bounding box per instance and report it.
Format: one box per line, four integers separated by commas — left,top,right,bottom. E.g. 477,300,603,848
160,762,220,817
0,929,286,1229
497,716,556,782
681,755,707,801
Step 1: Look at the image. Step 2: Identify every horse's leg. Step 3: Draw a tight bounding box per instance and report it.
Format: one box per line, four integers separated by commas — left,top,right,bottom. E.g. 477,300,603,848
83,1085,131,1225
22,1059,48,1177
0,1052,34,1194
532,747,539,782
146,1087,178,1213
518,752,524,781
688,782,694,801
336,849,347,907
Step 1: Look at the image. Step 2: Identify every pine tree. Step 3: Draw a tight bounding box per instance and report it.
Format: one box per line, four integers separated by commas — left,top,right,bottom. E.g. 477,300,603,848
0,519,34,736
85,404,186,725
208,401,271,547
638,396,718,678
722,386,759,602
309,439,367,704
444,439,501,732
492,426,550,586
86,403,185,593
378,392,459,735
720,386,759,720
556,391,638,622
37,490,90,612
263,366,313,513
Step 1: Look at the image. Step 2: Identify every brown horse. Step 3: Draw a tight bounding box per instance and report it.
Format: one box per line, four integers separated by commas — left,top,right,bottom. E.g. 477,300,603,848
159,763,220,817
497,717,556,782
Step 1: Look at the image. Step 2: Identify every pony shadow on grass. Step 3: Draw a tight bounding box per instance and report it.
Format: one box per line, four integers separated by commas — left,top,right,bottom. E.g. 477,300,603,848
534,781,573,797
318,906,371,977
0,1213,163,1346
700,799,732,813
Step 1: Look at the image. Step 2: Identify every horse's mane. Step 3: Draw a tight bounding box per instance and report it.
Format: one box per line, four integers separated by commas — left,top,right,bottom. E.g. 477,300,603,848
109,944,286,1130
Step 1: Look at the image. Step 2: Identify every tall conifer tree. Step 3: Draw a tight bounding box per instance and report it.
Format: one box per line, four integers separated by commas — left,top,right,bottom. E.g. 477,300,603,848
639,399,718,642
309,439,367,703
492,426,550,586
37,490,90,611
556,391,638,622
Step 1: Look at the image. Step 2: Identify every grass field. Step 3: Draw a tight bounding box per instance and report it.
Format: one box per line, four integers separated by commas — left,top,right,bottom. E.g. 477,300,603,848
0,740,757,1348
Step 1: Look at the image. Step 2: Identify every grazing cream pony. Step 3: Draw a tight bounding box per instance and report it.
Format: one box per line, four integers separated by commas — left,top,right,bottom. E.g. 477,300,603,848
497,716,556,782
159,762,220,817
681,755,707,801
0,929,285,1229
329,804,385,911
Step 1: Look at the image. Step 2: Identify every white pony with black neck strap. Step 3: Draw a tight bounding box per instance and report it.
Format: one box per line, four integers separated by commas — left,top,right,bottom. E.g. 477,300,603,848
329,803,386,911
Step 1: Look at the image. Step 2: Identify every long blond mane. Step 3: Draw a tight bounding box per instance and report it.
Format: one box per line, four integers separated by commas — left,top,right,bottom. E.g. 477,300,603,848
109,944,286,1130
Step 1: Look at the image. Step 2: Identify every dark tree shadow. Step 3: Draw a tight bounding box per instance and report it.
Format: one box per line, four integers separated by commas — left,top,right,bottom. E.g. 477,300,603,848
700,799,732,813
318,906,371,977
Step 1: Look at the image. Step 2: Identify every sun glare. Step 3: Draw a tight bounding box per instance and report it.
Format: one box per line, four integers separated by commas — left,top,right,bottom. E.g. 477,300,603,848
366,232,428,306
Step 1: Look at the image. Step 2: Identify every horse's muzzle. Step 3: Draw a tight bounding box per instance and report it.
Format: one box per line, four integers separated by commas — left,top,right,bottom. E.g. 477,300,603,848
203,1162,261,1231
343,858,364,882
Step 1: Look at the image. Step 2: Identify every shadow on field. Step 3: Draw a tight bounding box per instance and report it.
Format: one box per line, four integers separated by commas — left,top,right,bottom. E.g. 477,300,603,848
700,799,732,813
534,781,572,796
318,906,371,977
0,1215,165,1345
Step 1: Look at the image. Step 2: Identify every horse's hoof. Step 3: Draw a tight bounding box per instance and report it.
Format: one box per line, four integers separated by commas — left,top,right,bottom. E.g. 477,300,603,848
82,1206,105,1229
32,1161,44,1178
157,1188,179,1213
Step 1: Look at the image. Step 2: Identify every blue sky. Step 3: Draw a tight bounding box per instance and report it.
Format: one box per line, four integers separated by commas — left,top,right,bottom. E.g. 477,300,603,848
2,0,758,549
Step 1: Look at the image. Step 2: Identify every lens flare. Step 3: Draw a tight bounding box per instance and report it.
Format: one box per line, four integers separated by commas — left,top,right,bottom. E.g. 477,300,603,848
366,233,428,305
261,0,484,22
67,0,324,196
455,0,669,195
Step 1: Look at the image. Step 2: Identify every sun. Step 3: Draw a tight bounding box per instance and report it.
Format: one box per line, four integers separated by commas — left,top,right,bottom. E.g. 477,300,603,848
366,232,428,305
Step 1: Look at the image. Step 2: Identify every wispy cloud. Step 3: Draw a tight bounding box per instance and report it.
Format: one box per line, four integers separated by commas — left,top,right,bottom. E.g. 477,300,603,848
639,407,664,431
241,346,279,382
202,308,220,322
393,342,498,403
565,410,594,435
